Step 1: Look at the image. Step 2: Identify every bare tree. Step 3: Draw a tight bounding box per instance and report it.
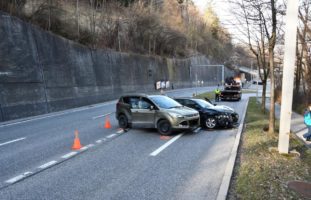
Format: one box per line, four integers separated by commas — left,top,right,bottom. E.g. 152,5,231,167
230,0,270,112
296,2,311,103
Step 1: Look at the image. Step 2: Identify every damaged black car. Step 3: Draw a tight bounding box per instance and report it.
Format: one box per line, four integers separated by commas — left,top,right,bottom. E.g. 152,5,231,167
174,98,239,129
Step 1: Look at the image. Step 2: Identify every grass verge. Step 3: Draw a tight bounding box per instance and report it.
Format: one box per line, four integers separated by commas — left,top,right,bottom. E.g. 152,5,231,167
228,97,311,200
194,90,256,101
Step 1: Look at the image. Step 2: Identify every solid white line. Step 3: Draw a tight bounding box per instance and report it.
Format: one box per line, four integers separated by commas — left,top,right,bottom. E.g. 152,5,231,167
150,134,183,156
61,152,78,159
0,137,26,147
96,140,102,143
92,112,113,120
216,98,249,200
107,134,116,138
38,161,57,169
6,172,32,184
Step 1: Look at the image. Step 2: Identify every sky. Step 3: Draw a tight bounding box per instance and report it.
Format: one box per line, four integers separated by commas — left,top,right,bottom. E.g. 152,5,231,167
192,0,242,43
192,0,233,23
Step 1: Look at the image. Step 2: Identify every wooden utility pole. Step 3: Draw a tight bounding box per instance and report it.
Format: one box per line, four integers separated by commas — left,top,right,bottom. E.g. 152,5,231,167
278,0,299,154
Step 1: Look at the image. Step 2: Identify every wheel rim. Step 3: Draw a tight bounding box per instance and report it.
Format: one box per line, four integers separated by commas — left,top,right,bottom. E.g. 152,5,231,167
119,116,127,128
205,118,216,128
159,121,170,134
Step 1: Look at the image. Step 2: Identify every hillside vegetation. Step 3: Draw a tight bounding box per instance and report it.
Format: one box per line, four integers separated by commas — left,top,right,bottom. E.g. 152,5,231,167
0,0,233,61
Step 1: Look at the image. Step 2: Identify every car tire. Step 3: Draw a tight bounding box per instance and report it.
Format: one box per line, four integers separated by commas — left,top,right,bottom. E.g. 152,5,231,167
157,120,172,135
118,114,128,128
204,117,217,129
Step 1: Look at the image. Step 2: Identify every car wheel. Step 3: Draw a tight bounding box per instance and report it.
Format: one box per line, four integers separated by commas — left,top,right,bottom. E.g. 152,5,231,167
118,114,128,128
157,120,172,135
205,117,217,129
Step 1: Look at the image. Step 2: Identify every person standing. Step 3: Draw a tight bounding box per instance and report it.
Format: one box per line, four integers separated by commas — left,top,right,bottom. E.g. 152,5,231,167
214,85,221,102
303,105,311,141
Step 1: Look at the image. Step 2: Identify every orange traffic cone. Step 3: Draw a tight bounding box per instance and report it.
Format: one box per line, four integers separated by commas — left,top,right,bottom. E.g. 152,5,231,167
72,130,82,150
104,116,111,129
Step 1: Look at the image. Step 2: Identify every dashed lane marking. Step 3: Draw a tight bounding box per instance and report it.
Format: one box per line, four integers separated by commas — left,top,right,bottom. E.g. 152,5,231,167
86,144,95,148
80,146,88,151
38,161,58,169
61,152,78,159
0,137,26,147
107,134,116,138
5,172,32,184
3,129,127,187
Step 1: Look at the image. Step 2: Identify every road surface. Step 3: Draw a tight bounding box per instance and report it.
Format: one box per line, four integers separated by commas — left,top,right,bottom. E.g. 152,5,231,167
0,87,251,200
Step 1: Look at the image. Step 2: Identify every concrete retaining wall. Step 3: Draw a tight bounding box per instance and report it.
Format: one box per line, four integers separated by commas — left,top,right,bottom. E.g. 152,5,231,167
0,11,234,121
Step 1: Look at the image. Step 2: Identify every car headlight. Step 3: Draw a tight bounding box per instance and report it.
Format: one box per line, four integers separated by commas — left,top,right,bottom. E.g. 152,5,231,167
169,113,184,119
218,114,229,118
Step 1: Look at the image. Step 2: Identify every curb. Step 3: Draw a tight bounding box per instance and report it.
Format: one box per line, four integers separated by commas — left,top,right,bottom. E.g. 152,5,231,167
216,98,249,200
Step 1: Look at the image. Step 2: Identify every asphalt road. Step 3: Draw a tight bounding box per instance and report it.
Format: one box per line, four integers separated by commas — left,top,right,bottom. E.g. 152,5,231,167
0,87,251,200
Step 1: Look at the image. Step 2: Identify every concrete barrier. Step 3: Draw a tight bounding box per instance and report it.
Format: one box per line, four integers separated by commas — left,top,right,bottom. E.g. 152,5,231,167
0,11,234,121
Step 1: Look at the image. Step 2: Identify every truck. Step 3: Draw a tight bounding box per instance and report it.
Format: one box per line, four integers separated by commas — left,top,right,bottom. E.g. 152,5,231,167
219,76,242,101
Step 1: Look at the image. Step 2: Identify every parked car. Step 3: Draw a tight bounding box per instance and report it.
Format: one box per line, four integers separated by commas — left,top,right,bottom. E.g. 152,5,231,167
174,98,239,129
116,94,200,135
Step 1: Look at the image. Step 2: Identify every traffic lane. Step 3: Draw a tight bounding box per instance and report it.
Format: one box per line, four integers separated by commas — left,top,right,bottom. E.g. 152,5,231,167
117,129,237,200
0,128,188,199
0,86,213,141
0,101,117,141
0,87,209,186
0,99,246,199
0,113,120,185
0,88,244,182
0,127,238,200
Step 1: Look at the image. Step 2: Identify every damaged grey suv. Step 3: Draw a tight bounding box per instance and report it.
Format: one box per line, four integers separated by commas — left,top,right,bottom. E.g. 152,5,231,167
116,94,200,135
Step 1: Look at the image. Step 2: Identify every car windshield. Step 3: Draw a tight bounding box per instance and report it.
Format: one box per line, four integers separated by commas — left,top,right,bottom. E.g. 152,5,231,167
149,95,182,109
194,99,213,108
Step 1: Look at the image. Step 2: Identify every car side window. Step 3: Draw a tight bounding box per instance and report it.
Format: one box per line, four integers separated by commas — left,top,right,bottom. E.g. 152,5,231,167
175,99,184,105
184,100,198,109
129,97,140,109
138,98,154,109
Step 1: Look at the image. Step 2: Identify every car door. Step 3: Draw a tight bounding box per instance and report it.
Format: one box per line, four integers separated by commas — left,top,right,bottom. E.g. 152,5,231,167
131,97,156,128
184,99,200,111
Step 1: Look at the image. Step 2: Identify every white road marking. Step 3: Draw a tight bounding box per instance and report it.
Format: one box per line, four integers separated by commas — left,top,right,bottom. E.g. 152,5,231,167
194,127,201,133
38,161,57,169
116,129,124,134
150,134,183,156
6,172,32,183
61,152,78,159
0,137,26,147
80,146,88,151
86,144,94,148
107,134,116,138
96,140,102,143
92,112,113,120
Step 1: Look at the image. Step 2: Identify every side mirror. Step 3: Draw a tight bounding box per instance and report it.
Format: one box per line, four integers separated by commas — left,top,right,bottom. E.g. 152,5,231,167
150,105,154,110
